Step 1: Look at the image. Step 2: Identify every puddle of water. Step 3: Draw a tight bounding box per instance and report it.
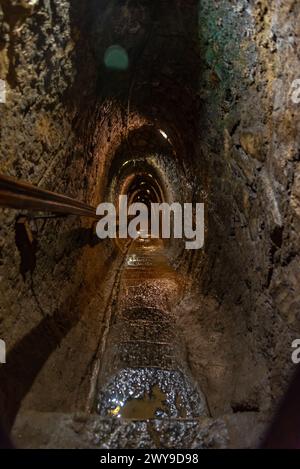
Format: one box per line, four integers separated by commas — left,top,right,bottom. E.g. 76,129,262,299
118,385,167,419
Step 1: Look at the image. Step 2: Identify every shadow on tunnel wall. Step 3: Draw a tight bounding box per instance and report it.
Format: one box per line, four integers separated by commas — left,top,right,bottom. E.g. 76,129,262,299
0,235,116,434
0,0,109,434
0,299,81,433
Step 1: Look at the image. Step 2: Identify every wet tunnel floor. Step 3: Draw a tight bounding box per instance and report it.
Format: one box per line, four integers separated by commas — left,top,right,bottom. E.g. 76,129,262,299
10,236,266,448
96,235,207,420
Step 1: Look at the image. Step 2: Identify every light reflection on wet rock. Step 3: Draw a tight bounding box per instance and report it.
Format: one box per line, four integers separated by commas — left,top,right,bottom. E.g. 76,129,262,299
97,367,207,419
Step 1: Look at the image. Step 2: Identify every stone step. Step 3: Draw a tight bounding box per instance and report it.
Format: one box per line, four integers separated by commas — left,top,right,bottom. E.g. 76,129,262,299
11,410,268,449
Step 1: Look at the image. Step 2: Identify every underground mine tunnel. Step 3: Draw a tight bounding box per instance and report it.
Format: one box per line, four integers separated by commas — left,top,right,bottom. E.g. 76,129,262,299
0,0,300,451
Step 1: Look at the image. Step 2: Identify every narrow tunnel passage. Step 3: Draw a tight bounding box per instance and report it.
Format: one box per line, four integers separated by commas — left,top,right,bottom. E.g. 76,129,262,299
0,0,300,452
97,233,207,422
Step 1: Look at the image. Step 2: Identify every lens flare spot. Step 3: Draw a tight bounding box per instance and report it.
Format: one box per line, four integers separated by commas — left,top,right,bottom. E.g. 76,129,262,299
104,45,129,71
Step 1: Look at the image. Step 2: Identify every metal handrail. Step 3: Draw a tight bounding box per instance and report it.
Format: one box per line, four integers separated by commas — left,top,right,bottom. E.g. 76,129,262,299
0,174,98,219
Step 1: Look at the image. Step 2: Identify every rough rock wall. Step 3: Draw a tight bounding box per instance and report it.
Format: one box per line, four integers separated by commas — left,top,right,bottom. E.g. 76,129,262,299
0,0,110,431
177,0,300,419
0,0,299,445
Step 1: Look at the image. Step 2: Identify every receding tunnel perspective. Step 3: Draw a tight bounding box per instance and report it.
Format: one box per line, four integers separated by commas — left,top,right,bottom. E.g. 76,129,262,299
0,0,300,455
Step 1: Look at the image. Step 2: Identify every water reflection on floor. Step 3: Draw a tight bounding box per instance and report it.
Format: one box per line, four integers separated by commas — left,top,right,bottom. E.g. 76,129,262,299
96,234,207,420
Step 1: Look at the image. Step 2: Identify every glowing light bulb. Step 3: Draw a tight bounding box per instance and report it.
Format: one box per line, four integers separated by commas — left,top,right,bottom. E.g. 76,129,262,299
159,130,168,140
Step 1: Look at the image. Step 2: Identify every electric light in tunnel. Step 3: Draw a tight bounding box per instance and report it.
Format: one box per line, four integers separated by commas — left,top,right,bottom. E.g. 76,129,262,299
108,405,121,417
159,129,168,140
